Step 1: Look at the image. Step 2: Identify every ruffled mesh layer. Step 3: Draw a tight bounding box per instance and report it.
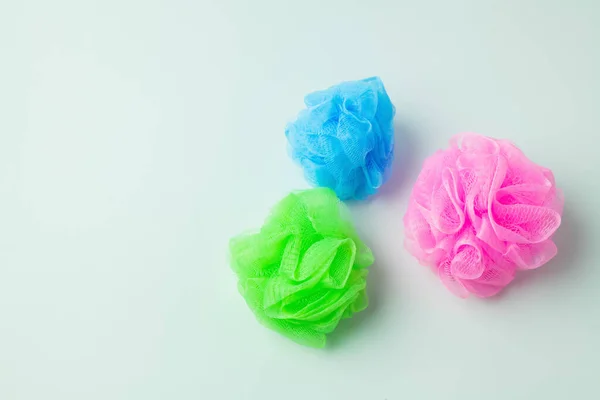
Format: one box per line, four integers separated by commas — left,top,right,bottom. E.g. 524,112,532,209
229,188,373,347
404,133,563,298
286,77,395,200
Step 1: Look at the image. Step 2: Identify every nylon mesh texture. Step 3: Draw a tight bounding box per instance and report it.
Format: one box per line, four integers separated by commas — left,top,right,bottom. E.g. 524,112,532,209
285,76,395,200
229,188,373,347
403,133,563,298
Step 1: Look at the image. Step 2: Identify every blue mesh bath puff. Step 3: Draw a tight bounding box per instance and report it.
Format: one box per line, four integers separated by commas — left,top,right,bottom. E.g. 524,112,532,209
285,77,396,200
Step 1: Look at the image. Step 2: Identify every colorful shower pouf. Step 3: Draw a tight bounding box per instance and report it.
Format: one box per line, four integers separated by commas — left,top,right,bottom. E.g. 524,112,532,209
229,188,373,348
285,77,395,200
403,133,564,298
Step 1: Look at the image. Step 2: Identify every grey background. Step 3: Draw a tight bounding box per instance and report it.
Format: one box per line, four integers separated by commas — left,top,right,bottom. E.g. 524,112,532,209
1,1,599,399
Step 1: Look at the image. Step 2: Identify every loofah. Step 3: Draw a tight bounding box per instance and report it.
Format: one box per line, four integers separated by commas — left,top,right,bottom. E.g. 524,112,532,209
404,133,563,298
229,188,373,347
285,77,396,200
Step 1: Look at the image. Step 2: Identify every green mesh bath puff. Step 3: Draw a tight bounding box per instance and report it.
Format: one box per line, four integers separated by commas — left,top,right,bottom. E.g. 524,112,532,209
229,188,373,348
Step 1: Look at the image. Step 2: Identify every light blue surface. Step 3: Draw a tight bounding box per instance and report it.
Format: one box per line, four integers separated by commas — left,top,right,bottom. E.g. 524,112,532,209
286,77,395,200
1,1,600,400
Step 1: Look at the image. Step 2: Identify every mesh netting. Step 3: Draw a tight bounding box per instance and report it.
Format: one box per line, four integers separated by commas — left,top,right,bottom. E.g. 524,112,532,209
285,77,395,201
229,188,373,347
404,133,564,298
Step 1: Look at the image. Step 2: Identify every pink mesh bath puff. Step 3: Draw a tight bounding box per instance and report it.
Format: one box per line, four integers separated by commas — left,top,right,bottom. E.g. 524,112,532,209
403,133,563,298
